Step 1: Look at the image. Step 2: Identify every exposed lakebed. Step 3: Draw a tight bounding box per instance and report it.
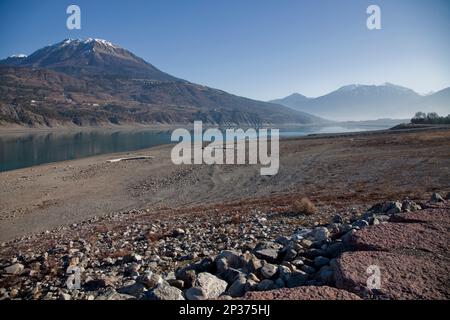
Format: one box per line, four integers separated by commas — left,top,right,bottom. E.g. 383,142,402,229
0,124,390,172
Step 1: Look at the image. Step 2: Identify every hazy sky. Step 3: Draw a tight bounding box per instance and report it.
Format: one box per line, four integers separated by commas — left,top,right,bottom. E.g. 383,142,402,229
0,0,449,100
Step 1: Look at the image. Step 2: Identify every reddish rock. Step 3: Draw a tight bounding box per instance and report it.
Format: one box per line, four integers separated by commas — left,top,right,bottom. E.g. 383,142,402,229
334,251,450,300
389,206,450,225
336,205,450,300
242,286,361,300
350,221,449,255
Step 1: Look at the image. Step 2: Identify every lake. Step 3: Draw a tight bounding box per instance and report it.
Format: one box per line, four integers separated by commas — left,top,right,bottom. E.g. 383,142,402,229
0,124,391,172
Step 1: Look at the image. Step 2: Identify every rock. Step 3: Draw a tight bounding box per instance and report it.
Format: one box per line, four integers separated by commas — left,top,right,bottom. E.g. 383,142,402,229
382,201,402,214
332,214,344,224
260,263,278,279
304,248,326,258
243,286,361,300
292,228,313,240
278,265,292,282
352,212,449,255
137,272,162,289
215,250,241,269
328,223,342,234
254,241,282,251
401,200,421,212
220,268,244,284
244,279,259,292
313,227,330,242
194,272,227,299
257,279,275,291
246,257,262,274
300,265,316,275
316,266,334,285
255,249,279,263
59,292,72,300
96,289,136,300
291,259,304,268
352,220,369,229
172,228,186,237
215,257,229,274
286,271,308,288
431,192,444,202
314,256,330,268
300,239,313,248
68,256,79,267
325,241,345,258
84,279,107,291
274,278,285,289
176,269,196,288
117,282,146,298
341,229,357,245
168,279,184,289
5,263,24,275
185,287,208,300
281,248,297,262
123,253,142,263
275,236,291,246
145,283,185,300
335,251,450,299
227,276,247,297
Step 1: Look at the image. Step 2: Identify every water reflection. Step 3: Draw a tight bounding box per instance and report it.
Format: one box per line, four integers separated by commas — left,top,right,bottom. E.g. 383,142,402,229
0,124,389,172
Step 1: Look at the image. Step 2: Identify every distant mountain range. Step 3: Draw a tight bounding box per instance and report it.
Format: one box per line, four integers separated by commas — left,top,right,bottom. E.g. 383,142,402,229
270,83,450,121
0,39,323,127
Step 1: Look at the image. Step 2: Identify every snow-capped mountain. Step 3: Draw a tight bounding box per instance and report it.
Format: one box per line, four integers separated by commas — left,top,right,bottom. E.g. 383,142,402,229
0,38,179,81
270,83,449,121
0,38,324,127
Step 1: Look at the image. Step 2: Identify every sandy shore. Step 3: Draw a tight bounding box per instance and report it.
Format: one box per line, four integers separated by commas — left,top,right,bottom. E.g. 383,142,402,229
1,128,449,241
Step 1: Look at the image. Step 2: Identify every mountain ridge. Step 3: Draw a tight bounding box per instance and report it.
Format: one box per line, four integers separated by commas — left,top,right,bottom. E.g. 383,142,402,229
270,84,450,121
0,39,324,127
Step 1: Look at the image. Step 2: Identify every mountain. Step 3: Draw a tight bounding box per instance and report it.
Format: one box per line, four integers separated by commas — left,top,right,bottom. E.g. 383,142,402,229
271,83,450,121
420,87,450,111
0,39,179,81
269,93,312,110
0,39,323,127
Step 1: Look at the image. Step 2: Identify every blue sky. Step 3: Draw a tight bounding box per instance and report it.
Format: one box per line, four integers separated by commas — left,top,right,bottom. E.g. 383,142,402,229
0,0,449,100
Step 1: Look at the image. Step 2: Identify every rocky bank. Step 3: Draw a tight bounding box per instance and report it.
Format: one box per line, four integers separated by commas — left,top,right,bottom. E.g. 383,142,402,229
0,193,449,300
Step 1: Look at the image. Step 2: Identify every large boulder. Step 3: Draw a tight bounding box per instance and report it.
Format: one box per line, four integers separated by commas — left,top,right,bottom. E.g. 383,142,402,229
334,205,450,299
243,286,361,300
145,283,185,300
191,272,228,299
334,251,450,299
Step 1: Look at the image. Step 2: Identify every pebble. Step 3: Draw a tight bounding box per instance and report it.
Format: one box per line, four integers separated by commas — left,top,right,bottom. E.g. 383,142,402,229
5,263,24,275
314,256,330,268
260,263,278,279
313,227,330,242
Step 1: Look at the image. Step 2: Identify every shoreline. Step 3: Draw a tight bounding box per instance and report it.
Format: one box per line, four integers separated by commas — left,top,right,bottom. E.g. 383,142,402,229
1,125,449,174
0,119,409,135
0,127,449,242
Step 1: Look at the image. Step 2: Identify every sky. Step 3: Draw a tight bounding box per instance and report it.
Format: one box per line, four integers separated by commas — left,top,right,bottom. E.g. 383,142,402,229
0,0,449,101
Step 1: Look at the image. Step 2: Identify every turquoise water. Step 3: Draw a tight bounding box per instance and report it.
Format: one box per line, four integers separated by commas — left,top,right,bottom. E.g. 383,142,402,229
0,124,388,172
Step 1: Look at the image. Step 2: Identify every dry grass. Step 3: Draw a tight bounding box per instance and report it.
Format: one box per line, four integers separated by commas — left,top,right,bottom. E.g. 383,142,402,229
230,213,241,224
292,197,317,216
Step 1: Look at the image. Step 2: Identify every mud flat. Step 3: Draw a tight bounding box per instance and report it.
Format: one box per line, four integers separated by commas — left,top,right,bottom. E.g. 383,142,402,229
0,127,449,241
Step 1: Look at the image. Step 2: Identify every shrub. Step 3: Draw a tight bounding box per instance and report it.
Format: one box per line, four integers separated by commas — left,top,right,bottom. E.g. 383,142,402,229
292,197,317,216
